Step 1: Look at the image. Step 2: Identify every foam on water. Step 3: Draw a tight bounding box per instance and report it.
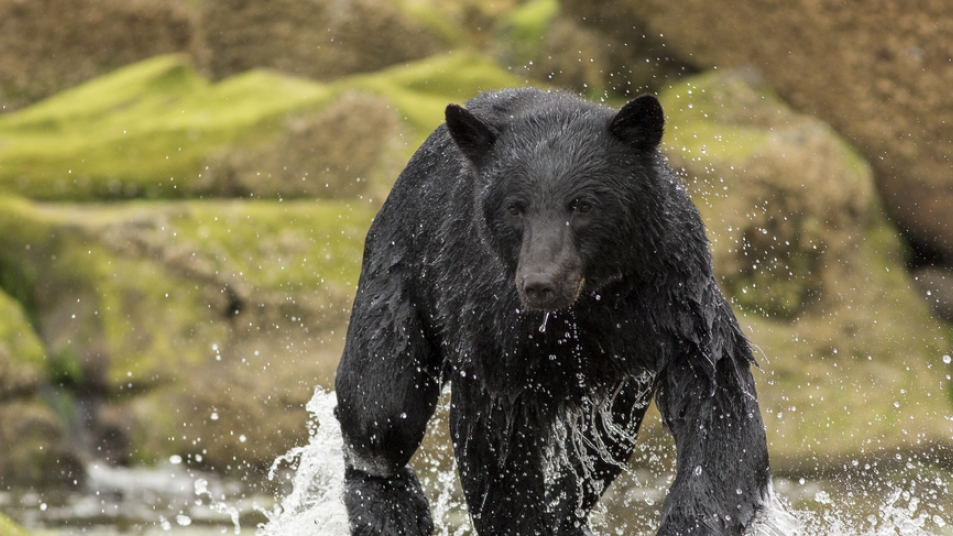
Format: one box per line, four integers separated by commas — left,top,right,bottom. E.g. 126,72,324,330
257,387,950,536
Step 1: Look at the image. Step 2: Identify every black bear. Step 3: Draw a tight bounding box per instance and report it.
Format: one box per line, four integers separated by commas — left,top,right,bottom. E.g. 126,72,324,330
335,88,772,536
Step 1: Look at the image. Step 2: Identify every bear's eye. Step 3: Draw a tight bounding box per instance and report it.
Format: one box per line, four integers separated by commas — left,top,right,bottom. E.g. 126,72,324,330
507,205,521,217
572,200,593,214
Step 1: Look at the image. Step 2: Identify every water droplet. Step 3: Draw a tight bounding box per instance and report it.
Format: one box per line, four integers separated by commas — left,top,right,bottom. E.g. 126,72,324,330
539,312,550,333
176,514,192,526
943,354,951,364
694,465,703,476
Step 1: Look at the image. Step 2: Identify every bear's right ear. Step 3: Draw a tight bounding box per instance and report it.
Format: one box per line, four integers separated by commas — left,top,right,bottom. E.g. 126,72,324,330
609,94,665,150
446,104,497,165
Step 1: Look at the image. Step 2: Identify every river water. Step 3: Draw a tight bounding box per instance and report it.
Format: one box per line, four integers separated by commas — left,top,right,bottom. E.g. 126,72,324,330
4,387,953,535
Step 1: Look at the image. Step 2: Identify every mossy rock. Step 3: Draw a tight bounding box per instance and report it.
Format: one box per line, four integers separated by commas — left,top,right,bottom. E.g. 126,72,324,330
661,70,872,319
0,194,375,470
0,289,45,399
0,196,372,388
0,51,526,202
660,70,953,469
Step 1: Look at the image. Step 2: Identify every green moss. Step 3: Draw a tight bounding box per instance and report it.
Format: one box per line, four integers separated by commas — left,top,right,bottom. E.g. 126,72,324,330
0,56,203,131
0,195,374,389
0,52,527,201
47,347,84,385
342,51,528,146
0,289,45,374
0,250,39,326
0,509,31,536
164,199,373,290
0,56,339,201
659,73,773,162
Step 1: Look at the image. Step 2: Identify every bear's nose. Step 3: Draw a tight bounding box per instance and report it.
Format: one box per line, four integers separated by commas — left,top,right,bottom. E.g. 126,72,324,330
522,273,557,308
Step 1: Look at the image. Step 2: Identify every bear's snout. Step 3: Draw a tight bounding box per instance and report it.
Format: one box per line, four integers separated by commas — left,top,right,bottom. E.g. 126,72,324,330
522,272,557,308
517,270,584,311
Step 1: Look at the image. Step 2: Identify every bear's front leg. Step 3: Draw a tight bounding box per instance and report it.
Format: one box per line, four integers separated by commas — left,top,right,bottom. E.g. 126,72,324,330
335,267,442,536
654,324,771,536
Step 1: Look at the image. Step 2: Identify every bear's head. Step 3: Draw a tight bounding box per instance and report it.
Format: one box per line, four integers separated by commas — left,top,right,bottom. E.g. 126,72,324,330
446,92,666,312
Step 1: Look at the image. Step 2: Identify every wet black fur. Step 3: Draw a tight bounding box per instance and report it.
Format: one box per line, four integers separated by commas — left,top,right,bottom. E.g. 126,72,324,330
335,88,771,535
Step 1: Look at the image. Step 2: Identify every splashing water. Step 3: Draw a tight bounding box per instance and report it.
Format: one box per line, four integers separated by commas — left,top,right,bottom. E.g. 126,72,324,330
194,478,241,534
257,387,951,536
257,387,349,536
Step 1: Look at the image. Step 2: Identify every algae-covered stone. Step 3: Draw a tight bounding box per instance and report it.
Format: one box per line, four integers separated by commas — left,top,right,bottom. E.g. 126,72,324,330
661,70,872,319
0,55,335,201
0,289,45,399
0,52,525,202
0,195,374,471
660,70,953,468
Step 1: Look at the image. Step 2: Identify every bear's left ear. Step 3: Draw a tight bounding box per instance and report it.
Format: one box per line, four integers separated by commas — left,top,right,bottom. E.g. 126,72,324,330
446,104,497,165
609,94,665,150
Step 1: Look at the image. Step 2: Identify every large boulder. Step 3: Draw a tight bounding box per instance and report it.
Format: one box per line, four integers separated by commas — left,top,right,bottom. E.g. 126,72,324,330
658,70,952,469
198,0,445,81
0,0,195,113
563,0,953,319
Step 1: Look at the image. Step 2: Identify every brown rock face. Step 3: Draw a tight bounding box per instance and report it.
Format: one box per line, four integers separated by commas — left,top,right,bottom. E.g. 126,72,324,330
198,0,445,81
200,92,400,199
565,0,953,269
0,0,195,112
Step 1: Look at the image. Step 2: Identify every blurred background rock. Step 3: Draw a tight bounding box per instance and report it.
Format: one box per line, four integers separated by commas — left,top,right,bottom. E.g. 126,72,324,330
0,0,950,498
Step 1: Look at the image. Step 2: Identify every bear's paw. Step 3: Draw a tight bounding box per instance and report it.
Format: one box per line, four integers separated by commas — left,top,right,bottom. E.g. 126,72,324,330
344,466,434,536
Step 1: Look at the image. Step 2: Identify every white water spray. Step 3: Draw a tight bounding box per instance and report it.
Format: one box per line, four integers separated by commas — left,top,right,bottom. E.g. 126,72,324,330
256,387,349,536
540,311,551,333
256,387,950,536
